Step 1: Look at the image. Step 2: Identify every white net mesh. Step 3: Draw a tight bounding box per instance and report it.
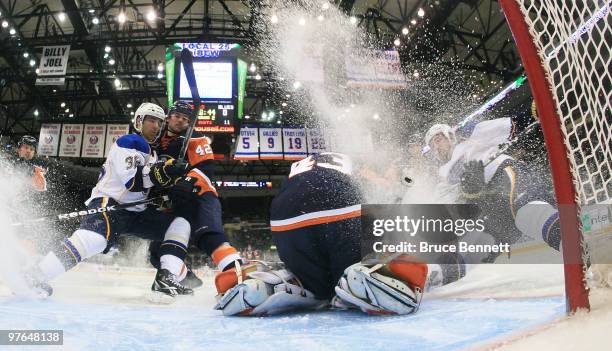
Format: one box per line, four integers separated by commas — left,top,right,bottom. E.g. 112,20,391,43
516,1,611,206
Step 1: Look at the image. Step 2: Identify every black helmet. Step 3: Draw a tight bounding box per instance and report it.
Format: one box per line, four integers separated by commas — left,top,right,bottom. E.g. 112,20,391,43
17,135,37,149
168,100,195,120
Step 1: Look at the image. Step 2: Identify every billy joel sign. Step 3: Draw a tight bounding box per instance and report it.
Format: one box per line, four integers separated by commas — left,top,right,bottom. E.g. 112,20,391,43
36,45,70,86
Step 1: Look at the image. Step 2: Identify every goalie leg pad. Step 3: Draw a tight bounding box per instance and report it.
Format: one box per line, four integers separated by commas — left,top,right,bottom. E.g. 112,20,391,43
215,269,328,316
334,258,427,315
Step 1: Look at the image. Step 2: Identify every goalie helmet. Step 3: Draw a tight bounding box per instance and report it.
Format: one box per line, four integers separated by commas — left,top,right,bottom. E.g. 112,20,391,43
424,123,456,147
132,102,165,134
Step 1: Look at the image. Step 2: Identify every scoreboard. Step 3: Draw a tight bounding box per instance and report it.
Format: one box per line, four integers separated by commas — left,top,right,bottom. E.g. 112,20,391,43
168,43,247,134
194,103,236,133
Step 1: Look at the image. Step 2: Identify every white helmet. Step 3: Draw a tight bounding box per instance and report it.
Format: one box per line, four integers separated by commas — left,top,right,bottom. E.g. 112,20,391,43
132,102,165,133
424,123,456,147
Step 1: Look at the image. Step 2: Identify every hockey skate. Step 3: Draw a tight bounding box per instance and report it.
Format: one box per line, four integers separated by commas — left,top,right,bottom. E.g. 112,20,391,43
147,269,194,304
22,267,53,299
180,265,203,289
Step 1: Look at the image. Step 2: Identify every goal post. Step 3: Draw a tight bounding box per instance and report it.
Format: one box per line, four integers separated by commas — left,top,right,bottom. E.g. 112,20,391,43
499,0,612,313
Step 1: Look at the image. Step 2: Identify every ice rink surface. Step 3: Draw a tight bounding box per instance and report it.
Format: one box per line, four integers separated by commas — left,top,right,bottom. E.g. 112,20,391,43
0,262,570,351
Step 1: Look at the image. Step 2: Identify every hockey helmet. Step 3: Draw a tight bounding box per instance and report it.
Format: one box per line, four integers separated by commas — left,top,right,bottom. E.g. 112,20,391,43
132,102,166,134
17,135,37,149
424,124,456,147
168,100,195,120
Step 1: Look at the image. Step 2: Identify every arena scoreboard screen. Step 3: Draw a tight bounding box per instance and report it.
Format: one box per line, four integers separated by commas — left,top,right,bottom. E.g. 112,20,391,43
167,43,247,134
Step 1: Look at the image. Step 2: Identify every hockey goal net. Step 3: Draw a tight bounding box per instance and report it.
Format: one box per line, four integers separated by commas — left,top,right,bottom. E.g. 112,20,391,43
499,0,611,313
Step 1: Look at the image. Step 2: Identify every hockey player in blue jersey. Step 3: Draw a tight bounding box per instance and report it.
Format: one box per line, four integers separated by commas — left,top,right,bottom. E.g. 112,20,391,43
214,153,429,316
24,103,194,301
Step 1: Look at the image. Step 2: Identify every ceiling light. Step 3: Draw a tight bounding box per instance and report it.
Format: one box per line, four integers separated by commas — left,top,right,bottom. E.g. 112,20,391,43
104,45,111,53
108,58,116,65
130,111,134,115
92,17,99,25
65,108,70,113
157,73,163,79
255,74,261,80
157,63,164,71
146,10,156,22
69,113,74,118
58,12,66,22
33,109,39,116
293,81,301,89
317,15,324,21
23,52,29,58
117,12,126,24
413,71,420,78
394,38,401,46
402,27,409,35
271,14,278,24
9,28,16,35
373,113,380,120
298,18,306,26
127,103,132,108
60,102,66,108
244,115,250,119
411,19,417,25
1,21,8,28
417,8,425,17
35,68,39,74
89,9,95,14
249,63,256,72
114,78,121,88
350,16,357,25
29,59,35,66
281,102,287,107
104,53,109,59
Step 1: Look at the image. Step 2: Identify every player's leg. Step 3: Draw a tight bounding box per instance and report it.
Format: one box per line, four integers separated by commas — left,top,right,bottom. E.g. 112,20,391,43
128,209,193,297
189,193,243,272
27,197,126,296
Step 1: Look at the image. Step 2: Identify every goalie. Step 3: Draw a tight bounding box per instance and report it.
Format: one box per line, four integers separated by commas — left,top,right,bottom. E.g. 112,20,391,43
213,153,429,316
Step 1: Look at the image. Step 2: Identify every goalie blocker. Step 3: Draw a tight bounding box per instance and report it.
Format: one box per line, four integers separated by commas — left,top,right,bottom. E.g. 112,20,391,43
214,153,428,316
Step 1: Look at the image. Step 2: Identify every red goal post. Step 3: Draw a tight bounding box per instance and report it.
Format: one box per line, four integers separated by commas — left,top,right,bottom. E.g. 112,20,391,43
500,1,611,313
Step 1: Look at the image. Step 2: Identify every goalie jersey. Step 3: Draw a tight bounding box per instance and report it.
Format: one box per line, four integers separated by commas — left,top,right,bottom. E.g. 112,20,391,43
87,134,157,211
270,153,363,232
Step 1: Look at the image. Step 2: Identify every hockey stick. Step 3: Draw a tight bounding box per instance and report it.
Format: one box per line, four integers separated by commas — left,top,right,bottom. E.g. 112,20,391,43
482,120,540,167
178,48,201,162
10,195,169,227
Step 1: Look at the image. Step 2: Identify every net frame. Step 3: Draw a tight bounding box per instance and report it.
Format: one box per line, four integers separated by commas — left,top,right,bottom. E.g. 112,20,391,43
500,0,611,313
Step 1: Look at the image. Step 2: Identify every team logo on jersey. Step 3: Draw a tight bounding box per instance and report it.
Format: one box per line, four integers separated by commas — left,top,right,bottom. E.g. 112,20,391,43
90,135,99,145
44,135,53,144
66,135,76,144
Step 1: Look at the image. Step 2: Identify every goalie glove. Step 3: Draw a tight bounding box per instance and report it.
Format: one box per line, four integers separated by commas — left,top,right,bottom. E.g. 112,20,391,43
460,160,485,200
214,265,327,316
150,158,189,188
332,256,428,315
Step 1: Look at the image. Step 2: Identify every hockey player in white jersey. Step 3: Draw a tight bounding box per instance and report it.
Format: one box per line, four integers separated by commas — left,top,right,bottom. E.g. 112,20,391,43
424,117,567,260
23,103,193,301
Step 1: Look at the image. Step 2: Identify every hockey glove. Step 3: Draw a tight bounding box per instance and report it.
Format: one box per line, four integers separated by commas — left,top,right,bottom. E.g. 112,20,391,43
150,158,189,188
169,176,198,205
460,160,485,200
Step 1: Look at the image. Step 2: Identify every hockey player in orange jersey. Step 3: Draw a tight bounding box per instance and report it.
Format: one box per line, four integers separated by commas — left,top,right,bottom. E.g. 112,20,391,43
148,100,243,289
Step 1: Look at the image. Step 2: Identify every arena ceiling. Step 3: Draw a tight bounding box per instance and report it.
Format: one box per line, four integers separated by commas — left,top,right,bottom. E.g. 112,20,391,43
0,0,522,136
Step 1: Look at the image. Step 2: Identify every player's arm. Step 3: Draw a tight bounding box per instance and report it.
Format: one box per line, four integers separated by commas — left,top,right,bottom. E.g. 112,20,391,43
110,135,152,192
186,136,216,178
